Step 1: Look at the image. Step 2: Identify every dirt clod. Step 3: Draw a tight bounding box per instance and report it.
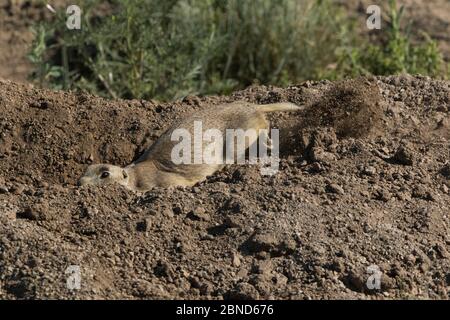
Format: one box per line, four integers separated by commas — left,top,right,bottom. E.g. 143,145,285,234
391,142,415,165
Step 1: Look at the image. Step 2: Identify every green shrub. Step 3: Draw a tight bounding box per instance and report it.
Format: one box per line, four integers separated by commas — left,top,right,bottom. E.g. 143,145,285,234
335,0,446,78
29,0,226,99
28,0,352,100
28,0,447,101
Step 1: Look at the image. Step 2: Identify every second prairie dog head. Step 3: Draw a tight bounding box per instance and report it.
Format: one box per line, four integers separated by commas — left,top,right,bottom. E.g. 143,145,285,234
78,164,128,187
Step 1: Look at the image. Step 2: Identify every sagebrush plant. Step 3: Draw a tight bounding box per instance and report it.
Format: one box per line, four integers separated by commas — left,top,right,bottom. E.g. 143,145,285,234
29,0,447,101
335,0,446,78
30,0,225,99
28,0,352,100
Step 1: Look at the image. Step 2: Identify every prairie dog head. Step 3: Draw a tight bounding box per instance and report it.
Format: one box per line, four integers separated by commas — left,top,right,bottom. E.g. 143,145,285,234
78,164,129,188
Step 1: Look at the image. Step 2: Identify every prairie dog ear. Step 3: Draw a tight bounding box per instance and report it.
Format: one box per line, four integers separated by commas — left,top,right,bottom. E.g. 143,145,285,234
122,170,128,179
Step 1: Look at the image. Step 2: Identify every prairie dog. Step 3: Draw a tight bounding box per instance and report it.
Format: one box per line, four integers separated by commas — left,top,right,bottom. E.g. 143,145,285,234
78,101,302,191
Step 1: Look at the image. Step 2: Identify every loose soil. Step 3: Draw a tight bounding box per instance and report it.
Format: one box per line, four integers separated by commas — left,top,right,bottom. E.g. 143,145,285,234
0,75,449,299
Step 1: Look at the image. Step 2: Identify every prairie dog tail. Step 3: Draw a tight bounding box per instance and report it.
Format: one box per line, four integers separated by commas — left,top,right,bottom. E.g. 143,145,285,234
256,102,304,113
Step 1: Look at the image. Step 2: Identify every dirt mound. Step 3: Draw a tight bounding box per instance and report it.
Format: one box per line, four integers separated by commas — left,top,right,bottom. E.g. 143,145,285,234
0,75,449,299
302,78,383,138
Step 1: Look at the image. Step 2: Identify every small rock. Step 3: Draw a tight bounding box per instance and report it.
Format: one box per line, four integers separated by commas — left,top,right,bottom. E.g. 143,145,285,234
153,260,175,278
224,216,242,229
360,190,371,198
10,184,25,195
326,183,345,195
380,274,396,291
374,189,392,202
27,257,40,268
246,231,295,257
189,276,202,289
309,162,325,173
249,275,271,297
386,104,402,117
226,283,260,300
343,271,365,292
405,254,416,265
419,263,429,273
38,181,49,189
188,206,210,221
363,166,377,176
391,143,414,165
280,238,297,253
162,207,174,218
2,206,17,220
223,197,243,213
200,233,214,241
252,260,272,276
434,244,449,259
329,259,345,272
412,186,434,201
396,192,411,202
199,282,213,295
232,253,241,267
0,186,8,194
311,147,336,163
436,115,449,128
246,232,279,254
191,187,201,193
182,95,201,106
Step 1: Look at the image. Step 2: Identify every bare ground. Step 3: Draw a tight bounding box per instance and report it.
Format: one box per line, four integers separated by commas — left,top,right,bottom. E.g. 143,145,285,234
0,75,449,299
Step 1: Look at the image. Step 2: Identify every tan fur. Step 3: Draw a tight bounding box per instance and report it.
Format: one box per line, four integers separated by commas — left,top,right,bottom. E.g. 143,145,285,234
78,101,303,191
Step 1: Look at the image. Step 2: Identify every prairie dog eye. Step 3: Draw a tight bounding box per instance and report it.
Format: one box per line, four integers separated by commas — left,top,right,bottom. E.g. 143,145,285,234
100,171,110,179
